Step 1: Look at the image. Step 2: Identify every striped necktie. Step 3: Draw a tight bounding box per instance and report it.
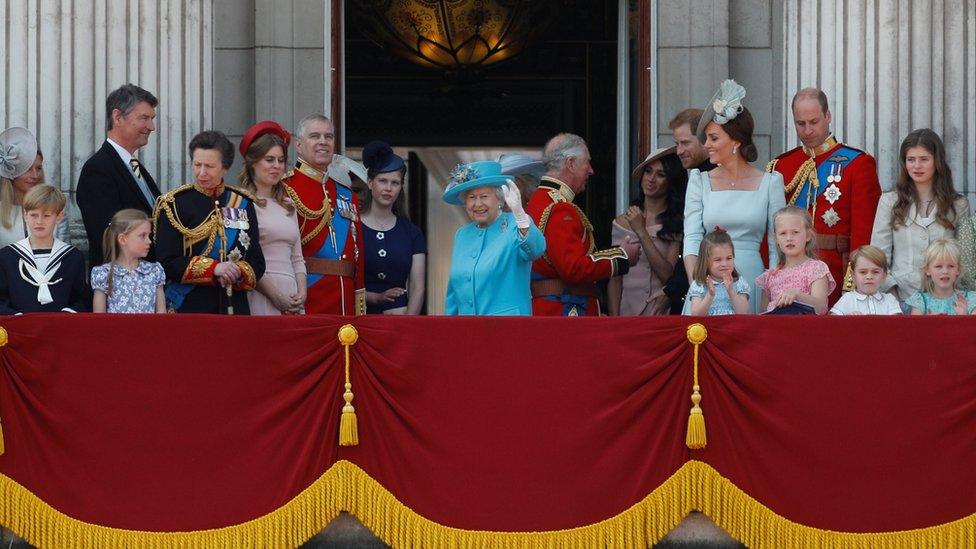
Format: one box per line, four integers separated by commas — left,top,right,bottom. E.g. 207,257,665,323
129,158,142,179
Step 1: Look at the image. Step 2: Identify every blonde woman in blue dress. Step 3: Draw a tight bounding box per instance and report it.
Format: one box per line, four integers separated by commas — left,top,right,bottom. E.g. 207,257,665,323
682,80,786,313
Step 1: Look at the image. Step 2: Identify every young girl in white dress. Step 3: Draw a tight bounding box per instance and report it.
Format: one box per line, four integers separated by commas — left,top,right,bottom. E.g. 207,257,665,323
685,228,751,315
91,209,166,313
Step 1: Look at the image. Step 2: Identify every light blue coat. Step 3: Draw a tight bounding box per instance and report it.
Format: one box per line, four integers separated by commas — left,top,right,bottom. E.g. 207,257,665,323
445,212,546,315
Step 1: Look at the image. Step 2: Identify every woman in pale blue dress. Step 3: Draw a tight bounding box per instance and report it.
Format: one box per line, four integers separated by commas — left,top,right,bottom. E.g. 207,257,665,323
682,80,786,313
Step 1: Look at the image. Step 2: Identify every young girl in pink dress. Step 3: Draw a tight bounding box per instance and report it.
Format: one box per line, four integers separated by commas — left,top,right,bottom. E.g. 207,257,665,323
756,206,835,314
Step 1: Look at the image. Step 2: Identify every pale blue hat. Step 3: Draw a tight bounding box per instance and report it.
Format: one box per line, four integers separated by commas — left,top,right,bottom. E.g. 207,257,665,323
442,161,509,205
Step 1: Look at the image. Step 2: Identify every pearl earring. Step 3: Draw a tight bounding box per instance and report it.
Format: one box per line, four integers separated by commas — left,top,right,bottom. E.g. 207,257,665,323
732,146,738,155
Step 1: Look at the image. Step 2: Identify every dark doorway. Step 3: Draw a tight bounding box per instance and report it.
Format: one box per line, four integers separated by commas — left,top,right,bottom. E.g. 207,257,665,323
344,0,621,250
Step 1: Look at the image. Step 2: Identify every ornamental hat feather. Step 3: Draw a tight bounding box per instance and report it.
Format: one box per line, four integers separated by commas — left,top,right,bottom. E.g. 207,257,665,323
442,161,509,205
696,79,747,142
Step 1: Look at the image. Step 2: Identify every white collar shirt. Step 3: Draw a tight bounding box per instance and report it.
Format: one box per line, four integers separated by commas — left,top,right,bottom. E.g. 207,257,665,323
830,290,902,315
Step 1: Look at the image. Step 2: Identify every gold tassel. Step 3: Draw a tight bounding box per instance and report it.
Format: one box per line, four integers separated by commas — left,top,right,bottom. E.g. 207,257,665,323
338,324,359,447
685,323,708,450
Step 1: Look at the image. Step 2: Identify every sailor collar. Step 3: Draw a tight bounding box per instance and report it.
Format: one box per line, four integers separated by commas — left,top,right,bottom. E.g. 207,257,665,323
539,176,575,202
12,237,71,305
803,135,839,158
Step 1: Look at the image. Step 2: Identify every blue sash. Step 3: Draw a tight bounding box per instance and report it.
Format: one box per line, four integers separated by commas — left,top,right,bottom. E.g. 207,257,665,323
307,184,355,287
530,272,591,317
793,146,861,210
165,191,249,310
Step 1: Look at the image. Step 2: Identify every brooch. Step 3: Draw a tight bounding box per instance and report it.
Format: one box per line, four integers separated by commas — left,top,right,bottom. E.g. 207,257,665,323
238,231,251,250
821,208,841,228
228,248,243,262
823,184,842,205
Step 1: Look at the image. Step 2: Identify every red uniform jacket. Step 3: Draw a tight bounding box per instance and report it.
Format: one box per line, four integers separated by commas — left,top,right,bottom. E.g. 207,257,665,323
525,176,630,316
283,160,365,315
767,136,881,304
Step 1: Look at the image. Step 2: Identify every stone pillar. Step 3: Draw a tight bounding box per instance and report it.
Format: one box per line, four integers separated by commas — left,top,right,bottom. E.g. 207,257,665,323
783,0,976,195
0,0,213,195
213,0,326,177
655,0,731,147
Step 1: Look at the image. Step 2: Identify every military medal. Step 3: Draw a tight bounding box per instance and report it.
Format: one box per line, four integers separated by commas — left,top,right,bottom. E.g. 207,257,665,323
822,208,840,228
834,163,843,183
824,184,842,205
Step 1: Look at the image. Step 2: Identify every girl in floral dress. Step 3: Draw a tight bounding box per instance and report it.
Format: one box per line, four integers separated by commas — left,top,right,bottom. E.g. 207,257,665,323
91,209,166,313
756,206,835,314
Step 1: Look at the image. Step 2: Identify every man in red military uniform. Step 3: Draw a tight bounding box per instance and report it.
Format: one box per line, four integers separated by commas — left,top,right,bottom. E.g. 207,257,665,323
526,133,640,316
282,114,365,315
767,88,881,304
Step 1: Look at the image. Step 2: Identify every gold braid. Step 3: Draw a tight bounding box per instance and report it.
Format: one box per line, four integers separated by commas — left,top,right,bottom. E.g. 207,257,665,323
284,184,332,245
152,186,225,257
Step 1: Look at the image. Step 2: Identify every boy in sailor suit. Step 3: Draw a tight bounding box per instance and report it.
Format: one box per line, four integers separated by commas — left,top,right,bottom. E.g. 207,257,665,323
0,185,86,314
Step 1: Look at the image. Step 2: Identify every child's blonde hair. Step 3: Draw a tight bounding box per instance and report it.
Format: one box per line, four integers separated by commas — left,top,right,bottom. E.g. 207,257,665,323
920,239,962,293
692,228,740,285
101,209,152,297
22,184,65,214
848,245,888,273
772,205,817,268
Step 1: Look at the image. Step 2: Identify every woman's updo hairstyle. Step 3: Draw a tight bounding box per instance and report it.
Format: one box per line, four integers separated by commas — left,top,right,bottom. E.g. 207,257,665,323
719,107,758,162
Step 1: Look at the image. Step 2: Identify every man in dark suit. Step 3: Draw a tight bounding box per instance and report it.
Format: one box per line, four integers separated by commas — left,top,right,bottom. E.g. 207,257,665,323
77,84,161,267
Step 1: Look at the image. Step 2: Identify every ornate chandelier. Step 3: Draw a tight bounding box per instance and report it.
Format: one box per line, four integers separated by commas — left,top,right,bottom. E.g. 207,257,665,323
352,0,553,74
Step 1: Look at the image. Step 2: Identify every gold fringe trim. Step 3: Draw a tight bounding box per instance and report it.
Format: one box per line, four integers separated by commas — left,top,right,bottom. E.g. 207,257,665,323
1,460,976,548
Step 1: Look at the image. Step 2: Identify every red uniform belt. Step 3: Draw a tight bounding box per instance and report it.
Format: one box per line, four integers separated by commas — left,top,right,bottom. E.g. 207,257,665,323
531,279,600,298
816,234,850,253
305,257,355,278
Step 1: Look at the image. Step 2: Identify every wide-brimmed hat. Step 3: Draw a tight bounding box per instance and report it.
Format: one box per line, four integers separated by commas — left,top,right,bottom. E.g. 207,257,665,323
239,120,291,157
498,153,544,179
696,79,747,142
442,161,509,205
362,140,405,175
0,127,38,180
631,145,677,180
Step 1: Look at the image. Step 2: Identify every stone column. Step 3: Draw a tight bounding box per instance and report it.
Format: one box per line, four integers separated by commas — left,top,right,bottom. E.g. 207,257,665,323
783,0,976,195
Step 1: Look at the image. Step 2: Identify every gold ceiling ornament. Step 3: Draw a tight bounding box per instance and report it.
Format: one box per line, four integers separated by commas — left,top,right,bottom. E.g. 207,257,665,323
352,0,555,74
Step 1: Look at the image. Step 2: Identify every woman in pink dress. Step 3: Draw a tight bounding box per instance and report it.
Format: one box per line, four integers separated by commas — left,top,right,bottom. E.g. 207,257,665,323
607,146,687,315
237,121,307,315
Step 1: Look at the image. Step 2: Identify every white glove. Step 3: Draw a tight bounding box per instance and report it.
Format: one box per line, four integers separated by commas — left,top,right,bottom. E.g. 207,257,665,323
502,180,531,230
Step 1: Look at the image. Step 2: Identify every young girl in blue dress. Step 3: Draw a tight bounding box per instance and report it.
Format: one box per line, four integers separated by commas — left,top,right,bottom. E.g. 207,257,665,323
91,209,166,313
685,228,751,315
906,239,976,315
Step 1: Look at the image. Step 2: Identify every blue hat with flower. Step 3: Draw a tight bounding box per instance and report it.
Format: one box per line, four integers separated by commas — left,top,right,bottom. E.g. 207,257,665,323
441,161,509,205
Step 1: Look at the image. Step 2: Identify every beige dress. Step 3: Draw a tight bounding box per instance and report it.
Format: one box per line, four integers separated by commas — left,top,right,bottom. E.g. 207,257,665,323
247,198,307,315
870,192,970,302
611,220,671,316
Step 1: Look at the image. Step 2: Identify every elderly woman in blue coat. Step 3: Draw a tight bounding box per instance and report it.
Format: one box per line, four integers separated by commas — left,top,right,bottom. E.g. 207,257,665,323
443,161,545,315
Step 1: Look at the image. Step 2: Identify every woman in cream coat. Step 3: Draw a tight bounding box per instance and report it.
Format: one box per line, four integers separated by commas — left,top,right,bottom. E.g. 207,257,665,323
870,129,970,303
